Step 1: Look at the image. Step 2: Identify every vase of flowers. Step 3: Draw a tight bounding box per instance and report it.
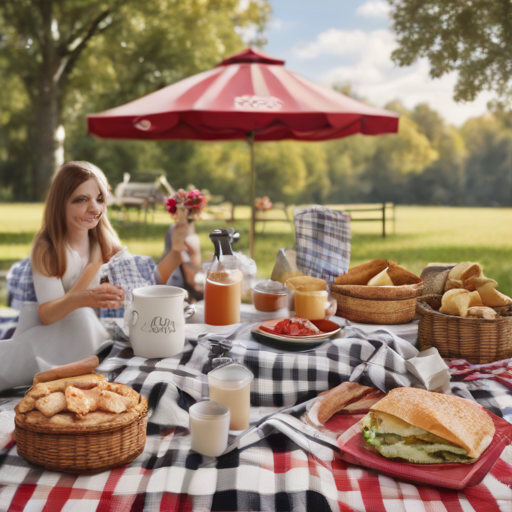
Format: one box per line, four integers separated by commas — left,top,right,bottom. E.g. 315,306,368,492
166,187,209,252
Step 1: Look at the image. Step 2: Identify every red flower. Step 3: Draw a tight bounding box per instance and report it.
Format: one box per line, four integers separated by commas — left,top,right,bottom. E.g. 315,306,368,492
166,187,209,220
166,197,177,214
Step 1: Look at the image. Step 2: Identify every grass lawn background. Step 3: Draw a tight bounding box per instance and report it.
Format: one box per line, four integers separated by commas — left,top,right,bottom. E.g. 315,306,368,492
1,204,511,305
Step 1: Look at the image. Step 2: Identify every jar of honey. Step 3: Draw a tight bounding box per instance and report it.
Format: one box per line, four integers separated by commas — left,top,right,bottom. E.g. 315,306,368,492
252,280,288,312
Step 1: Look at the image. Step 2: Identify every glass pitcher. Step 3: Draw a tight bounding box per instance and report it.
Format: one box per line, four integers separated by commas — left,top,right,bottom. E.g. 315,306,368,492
204,228,243,326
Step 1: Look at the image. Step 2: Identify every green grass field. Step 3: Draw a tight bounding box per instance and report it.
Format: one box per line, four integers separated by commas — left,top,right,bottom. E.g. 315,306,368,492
1,204,511,305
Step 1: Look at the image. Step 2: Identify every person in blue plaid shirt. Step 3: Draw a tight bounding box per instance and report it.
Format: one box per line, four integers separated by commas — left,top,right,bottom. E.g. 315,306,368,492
0,161,188,392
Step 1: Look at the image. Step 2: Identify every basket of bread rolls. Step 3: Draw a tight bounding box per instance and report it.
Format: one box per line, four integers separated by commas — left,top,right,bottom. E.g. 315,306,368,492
417,262,512,364
330,259,423,324
14,356,148,473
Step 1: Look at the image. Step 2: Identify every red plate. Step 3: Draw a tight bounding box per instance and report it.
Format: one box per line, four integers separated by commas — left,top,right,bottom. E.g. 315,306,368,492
334,411,512,490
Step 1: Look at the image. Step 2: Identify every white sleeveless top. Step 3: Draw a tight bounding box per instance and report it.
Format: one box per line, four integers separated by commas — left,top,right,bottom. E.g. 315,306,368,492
32,241,101,305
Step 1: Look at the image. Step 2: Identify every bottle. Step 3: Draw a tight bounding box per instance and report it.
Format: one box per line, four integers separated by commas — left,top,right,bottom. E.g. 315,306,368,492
204,228,243,325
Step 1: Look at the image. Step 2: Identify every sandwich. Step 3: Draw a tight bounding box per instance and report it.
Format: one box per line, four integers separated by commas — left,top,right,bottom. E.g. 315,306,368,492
361,387,495,464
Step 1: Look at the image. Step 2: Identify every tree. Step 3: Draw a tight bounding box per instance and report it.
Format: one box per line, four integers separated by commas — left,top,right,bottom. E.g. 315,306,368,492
389,0,512,102
461,114,512,206
0,0,270,199
363,103,438,203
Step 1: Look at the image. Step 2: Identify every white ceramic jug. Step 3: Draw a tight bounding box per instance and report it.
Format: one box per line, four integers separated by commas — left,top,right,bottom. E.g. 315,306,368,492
128,285,194,358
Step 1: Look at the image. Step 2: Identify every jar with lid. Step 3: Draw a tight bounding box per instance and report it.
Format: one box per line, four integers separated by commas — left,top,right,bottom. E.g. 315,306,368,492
208,362,254,431
252,280,288,312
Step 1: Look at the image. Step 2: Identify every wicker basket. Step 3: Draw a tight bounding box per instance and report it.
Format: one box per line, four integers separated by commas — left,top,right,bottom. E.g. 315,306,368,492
417,295,512,363
331,282,423,324
14,397,148,473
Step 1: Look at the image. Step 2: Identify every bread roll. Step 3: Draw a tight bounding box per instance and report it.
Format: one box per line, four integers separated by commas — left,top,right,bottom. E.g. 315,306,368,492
335,259,388,285
476,278,512,307
467,307,499,320
33,356,100,385
439,289,471,317
445,262,483,292
367,268,393,286
468,290,484,308
387,262,422,286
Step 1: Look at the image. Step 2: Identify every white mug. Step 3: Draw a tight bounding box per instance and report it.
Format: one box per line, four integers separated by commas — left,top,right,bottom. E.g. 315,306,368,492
128,285,194,358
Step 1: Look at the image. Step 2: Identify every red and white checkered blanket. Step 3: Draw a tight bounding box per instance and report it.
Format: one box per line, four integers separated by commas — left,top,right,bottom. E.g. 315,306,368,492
1,341,512,511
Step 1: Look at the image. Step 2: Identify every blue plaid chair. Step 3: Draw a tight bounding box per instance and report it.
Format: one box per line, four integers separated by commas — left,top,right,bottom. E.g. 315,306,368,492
6,259,36,310
294,205,351,283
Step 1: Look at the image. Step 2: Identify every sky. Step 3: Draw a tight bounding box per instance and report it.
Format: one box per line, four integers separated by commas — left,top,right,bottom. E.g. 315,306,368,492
257,0,494,126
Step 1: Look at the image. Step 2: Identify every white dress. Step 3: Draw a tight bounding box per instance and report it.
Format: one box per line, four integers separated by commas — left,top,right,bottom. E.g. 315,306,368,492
0,243,109,392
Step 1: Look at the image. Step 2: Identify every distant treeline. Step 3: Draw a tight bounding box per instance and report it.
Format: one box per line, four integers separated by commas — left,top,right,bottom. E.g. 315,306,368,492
1,1,510,207
2,96,511,208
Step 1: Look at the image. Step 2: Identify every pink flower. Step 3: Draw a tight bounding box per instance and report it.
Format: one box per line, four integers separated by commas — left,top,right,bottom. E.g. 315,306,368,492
188,189,201,198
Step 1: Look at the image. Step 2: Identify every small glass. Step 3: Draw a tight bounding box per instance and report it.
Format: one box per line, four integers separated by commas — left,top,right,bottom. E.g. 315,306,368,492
189,401,230,457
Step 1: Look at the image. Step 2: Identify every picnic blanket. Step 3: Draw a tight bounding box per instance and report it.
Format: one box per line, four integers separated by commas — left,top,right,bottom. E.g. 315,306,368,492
0,325,512,511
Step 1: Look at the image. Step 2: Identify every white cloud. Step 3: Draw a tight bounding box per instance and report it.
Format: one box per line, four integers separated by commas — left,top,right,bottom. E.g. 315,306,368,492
269,18,283,30
291,27,492,125
293,28,396,61
356,1,391,19
235,24,259,44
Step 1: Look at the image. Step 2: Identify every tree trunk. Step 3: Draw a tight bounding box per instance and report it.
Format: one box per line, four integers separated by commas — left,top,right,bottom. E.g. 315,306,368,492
32,75,60,201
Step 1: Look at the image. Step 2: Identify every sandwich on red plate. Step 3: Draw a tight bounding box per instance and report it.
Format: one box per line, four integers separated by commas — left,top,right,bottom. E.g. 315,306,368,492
361,387,495,464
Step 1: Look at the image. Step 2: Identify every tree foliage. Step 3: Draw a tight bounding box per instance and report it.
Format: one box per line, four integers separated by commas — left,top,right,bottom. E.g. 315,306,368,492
389,0,512,102
0,0,270,198
1,1,511,208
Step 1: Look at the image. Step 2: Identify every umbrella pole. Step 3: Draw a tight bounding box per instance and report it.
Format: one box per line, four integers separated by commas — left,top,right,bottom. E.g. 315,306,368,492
248,131,256,259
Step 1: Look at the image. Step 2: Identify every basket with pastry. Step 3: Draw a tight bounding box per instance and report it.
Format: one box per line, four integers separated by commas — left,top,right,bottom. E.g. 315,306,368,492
14,356,148,473
330,259,423,324
417,262,512,363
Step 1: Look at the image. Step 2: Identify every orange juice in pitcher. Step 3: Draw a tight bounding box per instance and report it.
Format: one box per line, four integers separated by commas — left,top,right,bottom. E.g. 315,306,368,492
204,228,243,326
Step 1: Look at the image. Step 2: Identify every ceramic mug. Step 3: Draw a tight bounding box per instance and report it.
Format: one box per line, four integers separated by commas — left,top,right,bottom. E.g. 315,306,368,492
128,285,194,358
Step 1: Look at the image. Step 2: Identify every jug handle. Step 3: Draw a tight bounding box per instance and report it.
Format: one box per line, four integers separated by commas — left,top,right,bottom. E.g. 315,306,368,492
130,309,139,326
184,302,195,319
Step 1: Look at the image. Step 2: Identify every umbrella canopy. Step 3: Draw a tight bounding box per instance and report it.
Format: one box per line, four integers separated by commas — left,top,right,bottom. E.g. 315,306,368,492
88,47,399,254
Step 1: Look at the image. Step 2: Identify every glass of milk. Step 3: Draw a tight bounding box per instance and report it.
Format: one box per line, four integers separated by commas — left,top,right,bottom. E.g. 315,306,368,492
189,400,230,457
208,363,254,431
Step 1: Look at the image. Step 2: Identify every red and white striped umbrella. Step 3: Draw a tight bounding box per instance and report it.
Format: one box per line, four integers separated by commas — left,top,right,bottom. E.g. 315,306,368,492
88,48,399,254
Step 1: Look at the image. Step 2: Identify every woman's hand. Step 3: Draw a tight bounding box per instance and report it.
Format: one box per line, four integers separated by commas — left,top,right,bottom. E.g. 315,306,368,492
80,283,125,309
38,283,124,325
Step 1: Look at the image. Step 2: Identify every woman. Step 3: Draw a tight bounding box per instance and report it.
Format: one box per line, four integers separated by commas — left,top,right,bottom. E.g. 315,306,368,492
0,161,186,391
31,161,126,324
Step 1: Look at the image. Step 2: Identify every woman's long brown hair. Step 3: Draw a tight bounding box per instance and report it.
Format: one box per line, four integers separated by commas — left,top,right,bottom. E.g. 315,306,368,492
31,161,122,277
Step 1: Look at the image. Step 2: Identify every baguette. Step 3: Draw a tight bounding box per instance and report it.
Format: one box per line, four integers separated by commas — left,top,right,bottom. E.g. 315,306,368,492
33,355,100,385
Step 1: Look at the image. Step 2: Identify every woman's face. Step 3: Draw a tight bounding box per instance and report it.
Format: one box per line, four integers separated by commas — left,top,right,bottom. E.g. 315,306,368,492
66,178,106,234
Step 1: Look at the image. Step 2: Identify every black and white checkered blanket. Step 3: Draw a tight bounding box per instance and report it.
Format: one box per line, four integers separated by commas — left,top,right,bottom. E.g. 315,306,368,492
1,324,512,512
